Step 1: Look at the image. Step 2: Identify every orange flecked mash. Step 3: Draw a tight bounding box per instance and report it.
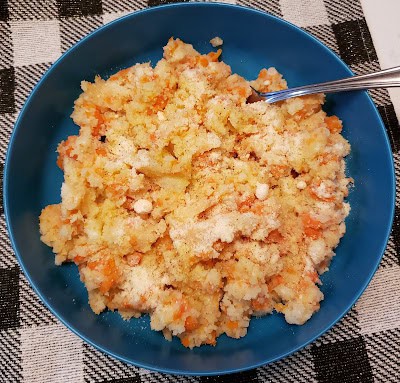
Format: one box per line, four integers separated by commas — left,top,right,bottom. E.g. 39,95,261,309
39,38,351,348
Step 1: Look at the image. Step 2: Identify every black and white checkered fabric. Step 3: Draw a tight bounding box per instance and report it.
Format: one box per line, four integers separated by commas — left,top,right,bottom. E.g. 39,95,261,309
0,1,399,382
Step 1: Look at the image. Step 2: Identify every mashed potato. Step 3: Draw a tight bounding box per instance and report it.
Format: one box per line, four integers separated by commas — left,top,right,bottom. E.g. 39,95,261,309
39,38,351,348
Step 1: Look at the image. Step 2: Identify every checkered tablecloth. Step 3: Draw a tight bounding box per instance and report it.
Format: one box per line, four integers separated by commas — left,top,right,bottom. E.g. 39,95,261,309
0,1,399,382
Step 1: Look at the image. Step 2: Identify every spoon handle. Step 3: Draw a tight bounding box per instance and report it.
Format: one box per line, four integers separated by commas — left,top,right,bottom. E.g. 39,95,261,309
258,66,400,103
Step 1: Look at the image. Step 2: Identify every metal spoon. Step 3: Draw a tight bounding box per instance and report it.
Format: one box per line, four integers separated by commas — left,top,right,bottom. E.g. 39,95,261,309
248,66,400,104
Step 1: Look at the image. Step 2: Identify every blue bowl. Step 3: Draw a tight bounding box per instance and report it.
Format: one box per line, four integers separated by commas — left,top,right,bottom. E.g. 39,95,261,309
4,2,395,376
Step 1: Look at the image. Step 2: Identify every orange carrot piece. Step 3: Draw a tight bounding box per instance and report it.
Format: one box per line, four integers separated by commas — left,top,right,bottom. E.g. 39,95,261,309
207,49,222,62
92,108,104,137
181,336,190,347
325,116,342,134
173,301,188,320
96,146,107,156
99,258,119,293
237,87,247,97
270,165,288,178
227,320,238,330
237,195,256,213
266,229,283,243
258,68,269,80
251,296,270,311
185,316,199,332
302,214,322,229
73,255,85,264
56,155,63,170
304,227,322,239
198,56,209,67
87,261,99,270
302,213,323,238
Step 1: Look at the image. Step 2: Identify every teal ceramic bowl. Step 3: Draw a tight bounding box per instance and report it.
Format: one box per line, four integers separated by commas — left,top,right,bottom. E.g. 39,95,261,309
3,2,395,376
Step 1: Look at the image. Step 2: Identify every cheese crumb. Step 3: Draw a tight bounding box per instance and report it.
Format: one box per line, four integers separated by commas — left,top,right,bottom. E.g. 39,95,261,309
308,239,327,265
210,36,223,47
133,199,153,214
255,183,269,200
296,180,307,190
314,182,331,199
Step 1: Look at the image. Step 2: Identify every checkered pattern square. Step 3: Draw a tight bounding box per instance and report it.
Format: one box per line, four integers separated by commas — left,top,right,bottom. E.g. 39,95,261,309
56,0,103,18
332,19,378,65
280,0,330,28
0,265,19,329
11,20,61,67
20,324,84,383
311,336,374,383
0,0,9,22
0,67,15,113
0,0,399,382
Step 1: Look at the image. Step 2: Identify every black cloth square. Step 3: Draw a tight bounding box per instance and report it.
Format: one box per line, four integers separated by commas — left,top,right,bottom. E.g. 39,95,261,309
391,206,400,265
57,0,102,18
0,67,16,114
0,0,9,21
312,337,374,383
148,0,189,8
200,370,259,383
0,266,20,329
378,104,400,153
332,19,378,65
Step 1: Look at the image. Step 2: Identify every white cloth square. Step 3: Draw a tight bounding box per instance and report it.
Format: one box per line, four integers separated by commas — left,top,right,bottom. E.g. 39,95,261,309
280,0,330,28
356,265,400,335
102,11,132,26
11,20,61,67
21,323,84,383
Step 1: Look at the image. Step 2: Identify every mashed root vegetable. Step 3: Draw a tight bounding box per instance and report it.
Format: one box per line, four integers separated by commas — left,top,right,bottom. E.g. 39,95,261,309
39,38,351,348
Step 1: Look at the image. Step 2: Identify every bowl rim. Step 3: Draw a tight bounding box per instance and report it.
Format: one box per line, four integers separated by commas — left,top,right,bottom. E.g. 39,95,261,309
3,1,396,376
